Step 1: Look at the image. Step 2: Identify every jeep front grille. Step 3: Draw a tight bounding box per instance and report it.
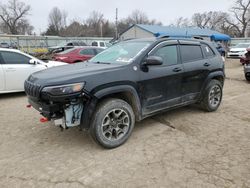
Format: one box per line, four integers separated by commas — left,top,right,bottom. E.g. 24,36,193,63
24,80,41,98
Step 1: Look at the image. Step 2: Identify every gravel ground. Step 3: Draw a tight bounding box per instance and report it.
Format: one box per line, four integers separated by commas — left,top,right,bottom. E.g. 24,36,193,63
0,59,250,188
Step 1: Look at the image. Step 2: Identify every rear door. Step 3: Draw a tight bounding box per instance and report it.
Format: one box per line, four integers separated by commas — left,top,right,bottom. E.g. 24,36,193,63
0,54,5,91
1,51,45,91
180,42,209,101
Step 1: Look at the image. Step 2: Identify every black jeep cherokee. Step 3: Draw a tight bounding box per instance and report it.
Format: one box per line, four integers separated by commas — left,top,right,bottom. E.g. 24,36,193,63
25,38,225,148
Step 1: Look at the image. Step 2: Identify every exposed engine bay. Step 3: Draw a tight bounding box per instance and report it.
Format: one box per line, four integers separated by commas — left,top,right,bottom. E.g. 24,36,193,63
54,101,84,129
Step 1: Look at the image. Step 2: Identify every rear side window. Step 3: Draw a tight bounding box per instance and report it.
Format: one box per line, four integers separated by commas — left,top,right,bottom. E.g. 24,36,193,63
202,44,215,58
153,45,178,66
180,45,203,63
100,42,105,47
1,51,31,64
79,42,87,46
92,42,98,46
80,49,95,55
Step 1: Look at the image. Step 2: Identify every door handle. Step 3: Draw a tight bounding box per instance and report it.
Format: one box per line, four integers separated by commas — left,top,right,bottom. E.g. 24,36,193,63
204,62,211,67
173,67,182,72
6,68,16,72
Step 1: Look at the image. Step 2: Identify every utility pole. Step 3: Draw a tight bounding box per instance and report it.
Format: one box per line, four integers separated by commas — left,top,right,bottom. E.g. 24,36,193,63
115,8,118,40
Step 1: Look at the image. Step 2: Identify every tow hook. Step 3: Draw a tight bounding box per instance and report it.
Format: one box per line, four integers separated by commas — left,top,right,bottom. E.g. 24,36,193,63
40,117,48,123
26,104,32,108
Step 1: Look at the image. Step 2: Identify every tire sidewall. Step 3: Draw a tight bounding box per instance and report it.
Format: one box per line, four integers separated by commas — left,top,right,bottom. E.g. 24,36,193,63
205,80,223,111
91,99,135,149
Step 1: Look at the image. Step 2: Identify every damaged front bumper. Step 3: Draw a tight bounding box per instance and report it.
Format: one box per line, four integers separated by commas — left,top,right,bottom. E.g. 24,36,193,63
27,92,95,130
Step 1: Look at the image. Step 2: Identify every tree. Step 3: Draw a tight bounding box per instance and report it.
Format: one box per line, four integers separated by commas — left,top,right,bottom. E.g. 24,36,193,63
126,10,162,25
86,11,104,36
192,12,212,29
16,19,33,35
45,7,67,36
172,17,191,27
126,10,149,24
62,20,85,37
0,0,32,34
227,0,250,37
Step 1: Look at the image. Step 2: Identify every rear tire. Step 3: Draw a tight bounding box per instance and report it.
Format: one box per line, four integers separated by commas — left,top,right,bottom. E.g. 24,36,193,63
90,98,135,149
200,80,223,112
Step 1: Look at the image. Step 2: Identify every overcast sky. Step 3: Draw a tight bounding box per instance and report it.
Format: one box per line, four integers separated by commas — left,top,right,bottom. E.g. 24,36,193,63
2,0,234,34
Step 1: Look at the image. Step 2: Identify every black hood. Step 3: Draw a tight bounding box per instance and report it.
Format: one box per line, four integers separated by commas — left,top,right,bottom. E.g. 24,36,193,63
28,62,124,87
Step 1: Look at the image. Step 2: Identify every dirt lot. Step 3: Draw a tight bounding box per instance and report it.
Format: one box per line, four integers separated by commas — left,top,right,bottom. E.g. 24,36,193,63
0,59,250,188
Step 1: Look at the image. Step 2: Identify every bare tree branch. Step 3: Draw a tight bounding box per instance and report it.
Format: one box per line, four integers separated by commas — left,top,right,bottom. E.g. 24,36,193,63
0,0,32,34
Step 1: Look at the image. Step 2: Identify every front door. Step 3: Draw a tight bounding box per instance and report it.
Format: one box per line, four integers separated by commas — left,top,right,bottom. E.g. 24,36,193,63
0,51,45,91
139,41,184,115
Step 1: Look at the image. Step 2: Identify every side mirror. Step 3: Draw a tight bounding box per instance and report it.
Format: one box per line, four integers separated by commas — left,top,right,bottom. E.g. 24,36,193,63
143,56,163,66
29,59,37,65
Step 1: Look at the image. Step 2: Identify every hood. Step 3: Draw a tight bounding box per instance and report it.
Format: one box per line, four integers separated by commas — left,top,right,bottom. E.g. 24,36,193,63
230,48,247,52
29,62,124,86
43,60,67,68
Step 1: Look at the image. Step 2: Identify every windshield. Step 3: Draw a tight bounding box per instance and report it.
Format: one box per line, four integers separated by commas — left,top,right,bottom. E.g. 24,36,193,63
89,41,152,64
234,43,250,48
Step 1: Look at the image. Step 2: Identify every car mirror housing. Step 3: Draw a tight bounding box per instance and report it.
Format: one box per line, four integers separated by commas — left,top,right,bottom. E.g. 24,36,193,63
143,56,163,66
29,59,37,65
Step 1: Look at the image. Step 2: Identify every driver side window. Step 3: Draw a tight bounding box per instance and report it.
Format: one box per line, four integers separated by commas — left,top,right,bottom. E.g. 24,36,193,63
153,45,178,66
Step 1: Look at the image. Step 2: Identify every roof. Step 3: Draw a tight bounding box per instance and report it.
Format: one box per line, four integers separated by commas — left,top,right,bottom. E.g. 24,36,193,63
0,48,21,53
121,24,231,41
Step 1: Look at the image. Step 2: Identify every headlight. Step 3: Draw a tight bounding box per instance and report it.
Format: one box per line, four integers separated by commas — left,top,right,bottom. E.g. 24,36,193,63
42,83,85,95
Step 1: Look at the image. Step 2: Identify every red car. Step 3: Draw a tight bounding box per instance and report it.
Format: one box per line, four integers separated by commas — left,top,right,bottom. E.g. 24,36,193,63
53,47,104,64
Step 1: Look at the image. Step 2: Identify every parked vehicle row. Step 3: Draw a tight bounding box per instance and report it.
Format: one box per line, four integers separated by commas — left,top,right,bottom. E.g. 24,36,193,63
25,38,225,148
48,41,88,54
48,40,111,54
0,48,65,94
0,42,18,49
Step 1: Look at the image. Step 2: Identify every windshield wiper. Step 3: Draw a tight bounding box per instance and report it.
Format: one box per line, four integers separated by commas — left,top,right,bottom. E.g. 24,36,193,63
93,61,111,65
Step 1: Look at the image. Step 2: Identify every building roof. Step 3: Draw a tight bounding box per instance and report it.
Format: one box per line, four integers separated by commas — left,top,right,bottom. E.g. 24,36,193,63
122,24,231,41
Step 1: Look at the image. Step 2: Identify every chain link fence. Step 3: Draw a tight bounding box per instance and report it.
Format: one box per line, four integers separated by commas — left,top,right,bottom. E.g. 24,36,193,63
230,38,250,46
0,35,112,54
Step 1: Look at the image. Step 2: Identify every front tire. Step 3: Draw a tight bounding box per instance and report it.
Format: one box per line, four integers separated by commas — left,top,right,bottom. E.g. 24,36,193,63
90,98,135,149
200,80,223,112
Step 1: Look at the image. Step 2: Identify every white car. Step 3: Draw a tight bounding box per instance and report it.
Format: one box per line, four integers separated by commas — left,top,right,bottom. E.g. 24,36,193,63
0,48,66,94
227,43,250,58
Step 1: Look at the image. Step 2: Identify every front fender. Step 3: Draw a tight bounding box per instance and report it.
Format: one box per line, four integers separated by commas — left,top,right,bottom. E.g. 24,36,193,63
80,84,142,129
94,85,142,120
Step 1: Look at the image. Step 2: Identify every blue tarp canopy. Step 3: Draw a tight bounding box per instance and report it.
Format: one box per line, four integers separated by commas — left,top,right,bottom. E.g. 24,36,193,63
210,34,231,41
131,24,231,41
